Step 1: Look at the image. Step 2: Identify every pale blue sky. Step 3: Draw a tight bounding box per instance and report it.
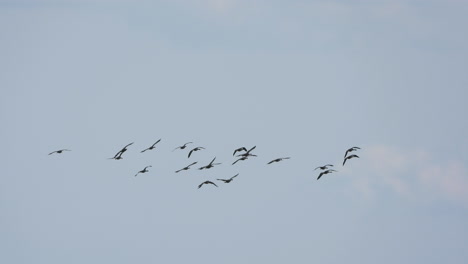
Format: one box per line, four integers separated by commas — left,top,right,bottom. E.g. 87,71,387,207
1,1,468,263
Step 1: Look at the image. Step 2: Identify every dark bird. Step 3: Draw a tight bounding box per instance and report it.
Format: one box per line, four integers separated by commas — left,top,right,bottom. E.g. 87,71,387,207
48,149,71,155
233,147,247,156
198,180,218,189
314,164,334,170
199,157,221,170
173,142,193,151
317,169,337,180
217,173,239,183
175,162,197,173
188,147,205,158
141,139,161,153
112,142,134,159
344,146,361,158
343,154,359,166
267,157,290,164
232,156,248,165
135,165,152,177
236,146,257,157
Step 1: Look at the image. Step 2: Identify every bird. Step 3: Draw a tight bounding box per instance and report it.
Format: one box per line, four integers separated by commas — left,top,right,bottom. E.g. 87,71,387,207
267,157,290,164
48,149,71,155
217,173,239,183
135,165,152,177
314,164,334,170
198,181,218,189
175,162,197,173
141,139,161,153
344,147,361,158
236,146,257,157
199,157,221,170
232,156,248,165
317,169,337,180
188,147,205,158
343,154,359,166
112,142,134,159
173,142,193,151
233,147,247,156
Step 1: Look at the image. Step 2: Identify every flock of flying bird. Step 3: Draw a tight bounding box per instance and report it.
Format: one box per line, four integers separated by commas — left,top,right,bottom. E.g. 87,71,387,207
48,140,361,188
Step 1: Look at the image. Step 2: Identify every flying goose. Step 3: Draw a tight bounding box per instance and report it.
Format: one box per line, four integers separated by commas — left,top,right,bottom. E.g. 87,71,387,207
236,146,257,157
175,162,198,173
112,142,134,159
173,142,193,151
135,165,152,177
317,169,337,180
198,181,218,189
188,147,205,158
217,173,239,183
314,164,334,170
233,147,247,156
344,147,361,158
48,149,71,155
343,154,359,166
199,157,221,170
141,139,161,153
267,157,290,164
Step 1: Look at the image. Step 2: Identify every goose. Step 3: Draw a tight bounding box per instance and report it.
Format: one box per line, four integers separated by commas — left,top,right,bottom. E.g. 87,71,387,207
233,147,247,156
112,142,134,159
141,139,161,153
236,146,256,157
217,173,239,183
317,169,337,180
232,156,248,165
344,147,361,158
48,149,71,155
267,157,290,164
173,142,193,151
343,154,359,166
314,164,334,170
198,181,218,189
199,157,221,170
175,162,198,173
188,147,205,158
135,165,152,177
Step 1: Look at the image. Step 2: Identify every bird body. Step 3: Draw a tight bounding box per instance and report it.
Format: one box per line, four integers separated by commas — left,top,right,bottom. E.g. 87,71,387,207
135,165,152,177
188,147,205,158
343,154,359,166
173,142,193,151
267,157,290,164
198,181,218,189
141,139,161,153
48,149,71,155
317,169,337,180
175,162,197,173
217,173,239,183
314,164,334,170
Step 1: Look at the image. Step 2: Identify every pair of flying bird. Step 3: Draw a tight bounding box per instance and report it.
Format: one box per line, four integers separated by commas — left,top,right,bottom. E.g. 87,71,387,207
198,173,239,189
175,157,221,173
343,146,360,166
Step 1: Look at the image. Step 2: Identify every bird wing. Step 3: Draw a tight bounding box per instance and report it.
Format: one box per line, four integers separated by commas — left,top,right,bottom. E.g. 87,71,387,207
141,148,149,153
267,160,275,164
230,173,239,180
152,139,161,147
209,157,216,165
188,149,194,158
48,151,57,155
207,181,218,187
198,183,204,188
246,146,256,153
343,157,348,166
317,172,325,180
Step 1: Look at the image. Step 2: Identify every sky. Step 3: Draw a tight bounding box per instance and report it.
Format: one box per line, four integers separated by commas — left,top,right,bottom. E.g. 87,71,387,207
1,0,468,263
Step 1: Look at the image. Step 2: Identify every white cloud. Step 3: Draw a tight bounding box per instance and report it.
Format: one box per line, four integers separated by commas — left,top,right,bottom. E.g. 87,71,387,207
351,145,468,206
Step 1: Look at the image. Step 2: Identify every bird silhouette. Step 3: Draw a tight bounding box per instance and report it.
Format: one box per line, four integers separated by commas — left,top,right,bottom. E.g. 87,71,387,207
198,181,218,189
217,173,239,183
236,146,257,157
233,147,247,156
317,169,337,180
314,164,334,170
188,147,205,158
232,156,248,165
173,142,193,151
135,165,152,177
112,142,134,159
344,147,361,158
48,149,71,155
199,157,221,170
175,162,198,173
343,154,359,166
141,139,161,153
267,157,290,164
